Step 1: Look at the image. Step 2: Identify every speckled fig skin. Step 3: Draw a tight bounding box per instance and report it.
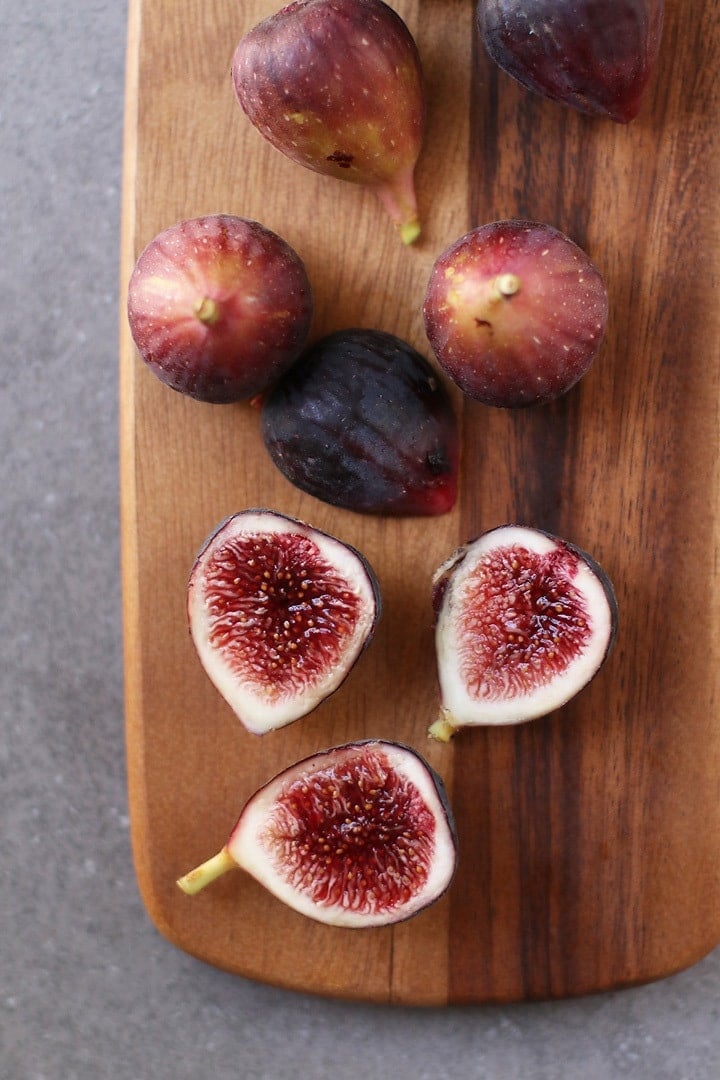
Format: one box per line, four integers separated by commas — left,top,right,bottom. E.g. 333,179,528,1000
423,220,609,408
127,215,313,404
477,0,664,123
232,0,425,244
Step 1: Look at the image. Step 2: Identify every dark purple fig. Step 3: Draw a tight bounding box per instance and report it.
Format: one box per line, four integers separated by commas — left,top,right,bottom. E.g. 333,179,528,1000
127,215,313,403
260,329,459,516
476,0,664,123
423,220,608,408
231,0,425,244
187,509,380,734
430,525,618,739
177,739,457,927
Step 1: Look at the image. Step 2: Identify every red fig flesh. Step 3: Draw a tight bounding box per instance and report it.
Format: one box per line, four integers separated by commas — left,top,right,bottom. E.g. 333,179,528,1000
476,0,664,123
231,0,425,244
430,525,618,738
187,510,380,734
423,220,608,408
127,215,313,403
177,740,457,927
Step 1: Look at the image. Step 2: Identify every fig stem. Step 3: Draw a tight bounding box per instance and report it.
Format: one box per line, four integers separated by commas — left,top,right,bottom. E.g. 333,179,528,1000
399,219,422,246
193,296,221,325
176,848,236,895
374,170,421,245
491,273,521,300
428,714,458,742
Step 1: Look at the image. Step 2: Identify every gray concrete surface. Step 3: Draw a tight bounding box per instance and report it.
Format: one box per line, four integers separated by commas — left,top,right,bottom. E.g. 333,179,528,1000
2,4,719,1078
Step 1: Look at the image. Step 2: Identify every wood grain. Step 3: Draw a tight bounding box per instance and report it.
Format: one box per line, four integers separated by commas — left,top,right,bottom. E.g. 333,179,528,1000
119,0,720,1003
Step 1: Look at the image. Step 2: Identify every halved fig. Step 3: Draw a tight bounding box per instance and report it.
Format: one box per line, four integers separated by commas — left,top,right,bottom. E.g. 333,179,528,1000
231,0,425,243
177,740,458,928
430,525,618,739
260,329,459,516
187,510,380,734
476,0,664,123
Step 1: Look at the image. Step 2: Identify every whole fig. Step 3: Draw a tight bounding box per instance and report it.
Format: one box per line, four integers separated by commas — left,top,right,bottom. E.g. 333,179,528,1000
261,329,459,516
423,220,608,408
127,215,313,403
232,0,425,243
476,0,664,123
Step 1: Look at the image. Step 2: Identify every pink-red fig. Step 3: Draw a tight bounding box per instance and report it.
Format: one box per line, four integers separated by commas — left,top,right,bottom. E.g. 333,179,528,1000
127,215,313,403
423,220,608,408
232,0,425,244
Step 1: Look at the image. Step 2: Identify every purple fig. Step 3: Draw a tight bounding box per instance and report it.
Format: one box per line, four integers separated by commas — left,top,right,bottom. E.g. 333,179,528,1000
260,329,459,516
476,0,664,123
231,0,425,244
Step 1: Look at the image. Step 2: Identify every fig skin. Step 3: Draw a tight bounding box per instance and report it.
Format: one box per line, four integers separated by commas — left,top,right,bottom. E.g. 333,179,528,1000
176,740,458,928
260,328,460,516
127,215,313,403
430,524,618,739
231,0,425,244
423,219,608,408
187,509,381,735
476,0,665,123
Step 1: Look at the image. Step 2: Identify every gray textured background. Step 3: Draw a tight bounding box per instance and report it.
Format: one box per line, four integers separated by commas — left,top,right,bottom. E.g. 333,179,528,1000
3,4,719,1078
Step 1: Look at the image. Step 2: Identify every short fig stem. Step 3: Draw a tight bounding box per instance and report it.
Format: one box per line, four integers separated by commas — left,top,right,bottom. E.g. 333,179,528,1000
374,169,421,245
399,219,422,246
428,713,458,742
176,848,236,895
194,296,221,325
492,273,521,300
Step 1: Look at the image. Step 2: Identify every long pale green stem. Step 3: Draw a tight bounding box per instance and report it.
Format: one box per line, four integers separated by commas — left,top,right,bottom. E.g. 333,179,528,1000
176,848,237,895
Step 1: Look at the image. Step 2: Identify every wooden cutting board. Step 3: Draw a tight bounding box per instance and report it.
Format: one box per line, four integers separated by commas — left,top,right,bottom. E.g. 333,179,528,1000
119,0,720,1004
